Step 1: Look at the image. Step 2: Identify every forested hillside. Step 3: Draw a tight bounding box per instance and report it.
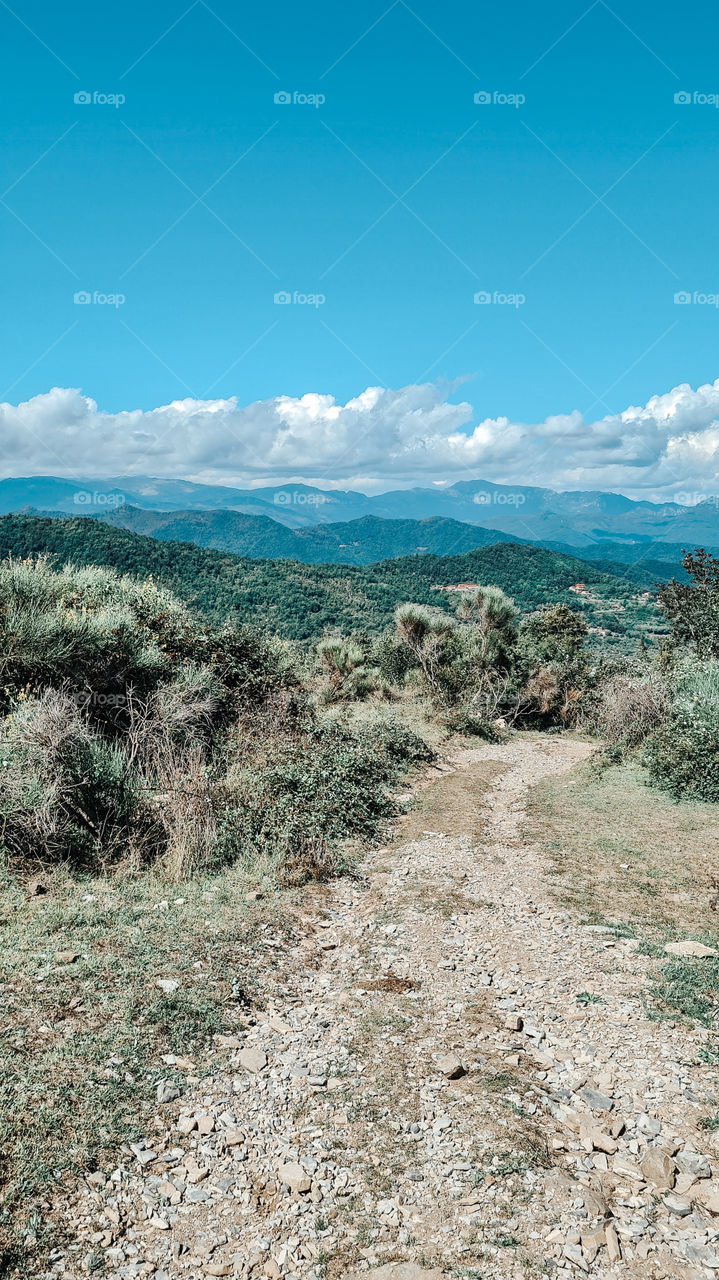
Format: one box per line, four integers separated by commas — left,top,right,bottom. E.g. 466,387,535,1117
99,507,522,564
0,513,660,642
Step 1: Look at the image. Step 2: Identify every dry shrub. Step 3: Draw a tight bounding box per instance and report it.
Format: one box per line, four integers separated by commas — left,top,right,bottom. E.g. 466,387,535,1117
0,688,141,867
596,672,670,748
277,831,338,885
518,662,587,728
122,677,221,878
152,744,219,880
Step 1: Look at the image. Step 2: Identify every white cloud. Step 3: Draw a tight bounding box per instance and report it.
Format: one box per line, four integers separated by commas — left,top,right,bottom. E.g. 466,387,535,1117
1,378,719,500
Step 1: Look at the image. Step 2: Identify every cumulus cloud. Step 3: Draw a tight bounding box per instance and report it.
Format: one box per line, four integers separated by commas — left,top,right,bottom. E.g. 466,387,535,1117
1,378,719,500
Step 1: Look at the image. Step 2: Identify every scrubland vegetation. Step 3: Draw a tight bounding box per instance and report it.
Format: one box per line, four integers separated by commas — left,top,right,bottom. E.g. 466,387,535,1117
0,540,716,882
0,540,718,1272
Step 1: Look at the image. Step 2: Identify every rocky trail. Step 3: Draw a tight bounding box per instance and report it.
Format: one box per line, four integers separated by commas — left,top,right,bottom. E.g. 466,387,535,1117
54,736,719,1280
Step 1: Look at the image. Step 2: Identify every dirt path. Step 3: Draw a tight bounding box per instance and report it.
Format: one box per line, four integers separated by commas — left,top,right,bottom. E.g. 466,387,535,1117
58,735,719,1280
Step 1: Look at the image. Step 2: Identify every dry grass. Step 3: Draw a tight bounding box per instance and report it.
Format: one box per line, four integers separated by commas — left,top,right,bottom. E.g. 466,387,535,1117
0,862,300,1272
525,756,719,931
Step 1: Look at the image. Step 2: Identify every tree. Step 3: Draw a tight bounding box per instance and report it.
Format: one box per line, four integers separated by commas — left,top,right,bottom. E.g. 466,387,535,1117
453,585,519,671
658,548,719,658
517,602,588,666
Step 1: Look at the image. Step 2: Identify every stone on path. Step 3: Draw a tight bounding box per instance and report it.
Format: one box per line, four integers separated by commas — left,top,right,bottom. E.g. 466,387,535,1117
436,1052,465,1079
278,1161,311,1194
640,1148,676,1190
238,1046,267,1073
665,1194,692,1217
155,1079,179,1104
579,1087,613,1112
676,1149,712,1179
605,1223,621,1263
665,940,718,958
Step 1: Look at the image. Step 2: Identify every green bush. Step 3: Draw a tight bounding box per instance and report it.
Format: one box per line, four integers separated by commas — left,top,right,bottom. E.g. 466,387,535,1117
645,660,719,802
372,631,415,687
224,717,434,879
315,636,380,703
514,604,593,728
0,554,294,727
392,589,520,732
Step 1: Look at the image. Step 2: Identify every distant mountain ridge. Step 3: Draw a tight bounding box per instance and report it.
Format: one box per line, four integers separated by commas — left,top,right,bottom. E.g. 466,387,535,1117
94,508,522,566
2,474,718,549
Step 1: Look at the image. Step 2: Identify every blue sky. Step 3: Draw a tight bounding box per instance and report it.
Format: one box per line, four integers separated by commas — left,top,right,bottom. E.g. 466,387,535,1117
1,0,719,496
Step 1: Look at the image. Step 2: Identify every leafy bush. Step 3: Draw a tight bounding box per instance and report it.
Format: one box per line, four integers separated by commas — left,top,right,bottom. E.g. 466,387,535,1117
515,604,592,728
645,660,719,802
224,717,434,881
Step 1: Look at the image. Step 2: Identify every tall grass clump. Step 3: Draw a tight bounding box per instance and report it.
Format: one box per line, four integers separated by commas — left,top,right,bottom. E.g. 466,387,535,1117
0,556,424,877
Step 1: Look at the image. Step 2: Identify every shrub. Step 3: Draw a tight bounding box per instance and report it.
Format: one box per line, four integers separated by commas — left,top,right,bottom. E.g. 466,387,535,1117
0,689,148,866
0,555,294,728
518,602,587,666
372,631,415,687
394,603,458,702
392,588,519,732
595,670,670,748
224,717,434,881
514,605,592,728
0,557,429,876
645,660,719,802
315,637,379,703
454,585,518,667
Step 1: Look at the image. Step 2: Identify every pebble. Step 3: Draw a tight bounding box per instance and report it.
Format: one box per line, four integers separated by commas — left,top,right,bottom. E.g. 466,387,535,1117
665,941,719,958
435,1053,465,1079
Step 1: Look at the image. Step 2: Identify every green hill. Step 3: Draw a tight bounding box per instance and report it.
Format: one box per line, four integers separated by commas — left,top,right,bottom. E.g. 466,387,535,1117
0,513,660,643
98,507,522,564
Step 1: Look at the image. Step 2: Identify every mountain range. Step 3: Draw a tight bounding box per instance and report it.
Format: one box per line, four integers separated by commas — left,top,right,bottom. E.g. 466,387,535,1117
0,475,714,576
2,474,718,545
